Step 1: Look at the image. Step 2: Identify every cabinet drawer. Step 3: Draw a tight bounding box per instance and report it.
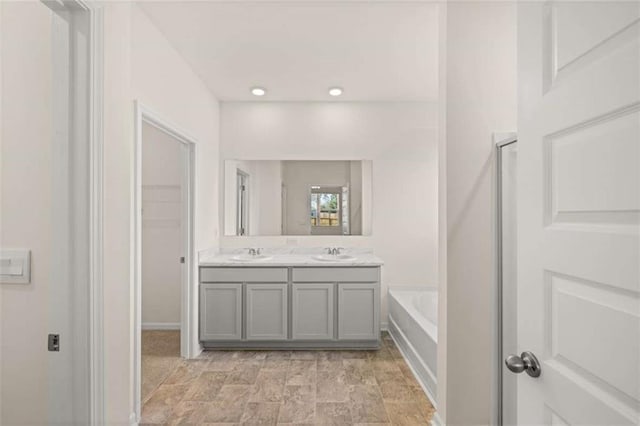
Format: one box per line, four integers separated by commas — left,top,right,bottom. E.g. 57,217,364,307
200,267,287,283
292,267,379,283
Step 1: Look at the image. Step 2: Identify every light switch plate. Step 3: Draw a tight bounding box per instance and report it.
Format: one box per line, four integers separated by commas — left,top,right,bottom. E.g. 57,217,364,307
0,249,31,284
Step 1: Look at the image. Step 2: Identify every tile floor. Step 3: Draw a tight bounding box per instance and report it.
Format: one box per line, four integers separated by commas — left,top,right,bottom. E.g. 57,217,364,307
141,330,435,425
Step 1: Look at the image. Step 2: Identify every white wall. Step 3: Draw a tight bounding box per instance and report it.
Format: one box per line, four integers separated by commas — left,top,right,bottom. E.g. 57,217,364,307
219,102,439,323
0,2,53,423
141,122,183,326
440,2,517,425
253,161,282,235
102,4,221,422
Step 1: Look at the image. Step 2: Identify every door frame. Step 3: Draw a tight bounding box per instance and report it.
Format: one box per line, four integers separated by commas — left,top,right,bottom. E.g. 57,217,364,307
494,132,517,426
39,0,105,423
132,101,197,422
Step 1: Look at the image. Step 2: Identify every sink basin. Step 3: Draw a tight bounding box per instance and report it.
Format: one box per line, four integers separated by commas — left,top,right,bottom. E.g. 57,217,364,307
312,254,356,262
229,254,273,262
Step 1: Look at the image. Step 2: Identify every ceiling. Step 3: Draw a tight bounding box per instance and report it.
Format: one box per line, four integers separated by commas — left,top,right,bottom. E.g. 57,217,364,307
137,1,439,102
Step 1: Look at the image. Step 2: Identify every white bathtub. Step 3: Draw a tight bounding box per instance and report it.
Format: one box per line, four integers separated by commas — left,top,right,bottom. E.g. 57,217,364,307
388,288,438,406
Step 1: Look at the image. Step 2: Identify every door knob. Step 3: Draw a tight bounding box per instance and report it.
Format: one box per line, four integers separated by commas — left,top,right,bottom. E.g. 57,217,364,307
505,351,541,377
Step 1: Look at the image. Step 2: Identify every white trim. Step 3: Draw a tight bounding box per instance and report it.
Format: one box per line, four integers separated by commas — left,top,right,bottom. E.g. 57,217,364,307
142,322,181,331
132,101,197,423
39,1,104,423
87,4,105,425
379,321,389,331
493,132,517,426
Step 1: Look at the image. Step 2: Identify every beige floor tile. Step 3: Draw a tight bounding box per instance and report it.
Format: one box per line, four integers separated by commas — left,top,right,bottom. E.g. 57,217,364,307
384,402,427,426
315,402,352,425
142,355,182,403
140,403,174,424
263,358,290,370
349,385,389,424
316,368,350,403
340,350,369,359
226,360,264,385
205,385,252,423
378,380,416,402
250,370,287,402
411,387,435,421
141,332,436,426
286,360,317,386
207,359,238,372
283,384,315,402
343,359,377,386
236,351,268,361
166,400,210,424
164,360,209,385
145,383,189,407
290,351,318,360
278,401,315,423
184,371,227,401
240,402,281,425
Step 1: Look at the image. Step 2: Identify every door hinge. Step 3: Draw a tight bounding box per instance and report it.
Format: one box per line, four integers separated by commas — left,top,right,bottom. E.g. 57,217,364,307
48,334,60,352
180,256,185,264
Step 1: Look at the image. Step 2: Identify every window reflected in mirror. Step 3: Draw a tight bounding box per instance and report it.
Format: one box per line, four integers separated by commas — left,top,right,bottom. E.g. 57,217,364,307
224,160,372,236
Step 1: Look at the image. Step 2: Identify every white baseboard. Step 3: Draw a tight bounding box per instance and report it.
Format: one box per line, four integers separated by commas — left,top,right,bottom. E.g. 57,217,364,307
141,322,180,330
380,321,389,331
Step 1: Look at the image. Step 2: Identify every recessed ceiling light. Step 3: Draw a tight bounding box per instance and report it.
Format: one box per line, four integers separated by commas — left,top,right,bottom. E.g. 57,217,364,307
328,87,343,97
251,87,266,96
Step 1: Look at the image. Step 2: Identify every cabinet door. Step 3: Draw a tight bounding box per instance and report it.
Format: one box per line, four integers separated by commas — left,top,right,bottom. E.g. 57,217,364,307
200,284,242,341
292,283,334,340
246,283,288,340
338,283,379,340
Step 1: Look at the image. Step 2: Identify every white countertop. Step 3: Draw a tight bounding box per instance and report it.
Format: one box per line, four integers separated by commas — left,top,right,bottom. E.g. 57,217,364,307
199,247,384,267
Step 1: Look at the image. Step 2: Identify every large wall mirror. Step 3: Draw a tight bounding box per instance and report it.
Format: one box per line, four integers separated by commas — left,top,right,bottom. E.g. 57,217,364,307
224,160,372,236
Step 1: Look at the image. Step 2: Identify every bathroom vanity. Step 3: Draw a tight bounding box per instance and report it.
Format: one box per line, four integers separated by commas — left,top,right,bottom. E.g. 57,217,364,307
199,249,383,349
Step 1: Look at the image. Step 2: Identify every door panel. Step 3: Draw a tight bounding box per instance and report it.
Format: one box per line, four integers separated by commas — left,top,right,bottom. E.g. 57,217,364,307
292,283,334,340
246,283,288,340
200,284,242,340
337,283,379,340
517,2,639,424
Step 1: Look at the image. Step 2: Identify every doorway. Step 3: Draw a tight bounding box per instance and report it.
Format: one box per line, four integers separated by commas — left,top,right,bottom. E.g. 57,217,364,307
496,136,517,425
140,121,187,403
133,102,196,421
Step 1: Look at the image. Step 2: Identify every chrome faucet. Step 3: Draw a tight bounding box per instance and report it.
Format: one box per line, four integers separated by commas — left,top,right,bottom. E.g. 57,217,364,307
325,247,344,256
247,248,262,256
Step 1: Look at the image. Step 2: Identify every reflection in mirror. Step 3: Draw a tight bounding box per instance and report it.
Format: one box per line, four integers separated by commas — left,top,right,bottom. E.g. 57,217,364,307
224,160,372,236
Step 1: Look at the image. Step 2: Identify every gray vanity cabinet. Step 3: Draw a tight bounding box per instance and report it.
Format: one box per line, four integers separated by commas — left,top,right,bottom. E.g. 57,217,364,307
291,283,334,340
338,283,379,340
246,283,288,340
199,265,381,348
200,283,242,340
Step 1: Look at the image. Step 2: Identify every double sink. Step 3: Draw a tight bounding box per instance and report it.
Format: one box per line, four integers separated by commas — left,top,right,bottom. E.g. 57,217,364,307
228,252,356,263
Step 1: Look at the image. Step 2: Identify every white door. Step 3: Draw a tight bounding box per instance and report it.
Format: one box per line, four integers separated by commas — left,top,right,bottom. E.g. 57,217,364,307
516,2,639,425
